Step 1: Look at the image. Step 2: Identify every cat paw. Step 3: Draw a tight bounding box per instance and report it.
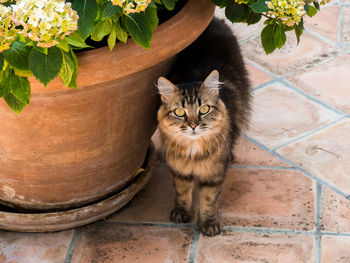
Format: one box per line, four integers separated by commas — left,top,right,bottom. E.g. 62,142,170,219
170,208,192,223
199,219,221,236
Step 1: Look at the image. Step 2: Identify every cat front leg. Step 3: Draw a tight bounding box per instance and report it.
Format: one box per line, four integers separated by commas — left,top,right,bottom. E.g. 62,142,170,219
198,181,222,236
170,174,195,223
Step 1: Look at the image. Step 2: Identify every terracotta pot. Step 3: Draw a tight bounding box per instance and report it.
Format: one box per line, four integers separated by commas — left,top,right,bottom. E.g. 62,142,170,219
0,0,215,211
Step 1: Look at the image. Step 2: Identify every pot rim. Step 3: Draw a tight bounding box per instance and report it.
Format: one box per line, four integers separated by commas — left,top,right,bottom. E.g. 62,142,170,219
30,0,215,94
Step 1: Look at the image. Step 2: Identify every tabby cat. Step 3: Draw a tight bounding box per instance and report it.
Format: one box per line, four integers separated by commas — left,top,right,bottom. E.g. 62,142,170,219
156,18,251,236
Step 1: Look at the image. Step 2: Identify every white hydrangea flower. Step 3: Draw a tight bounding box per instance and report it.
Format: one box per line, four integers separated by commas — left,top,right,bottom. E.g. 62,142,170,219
266,0,306,26
11,0,79,48
110,0,151,14
0,4,18,52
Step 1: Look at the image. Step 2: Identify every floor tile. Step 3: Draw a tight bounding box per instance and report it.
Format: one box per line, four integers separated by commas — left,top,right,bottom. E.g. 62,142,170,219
321,236,350,263
220,168,316,230
0,230,73,263
288,55,350,115
245,63,273,88
241,31,339,76
304,6,339,42
233,136,290,167
71,223,193,263
247,83,340,148
321,186,350,233
341,7,350,44
109,164,174,223
196,231,315,263
277,118,350,194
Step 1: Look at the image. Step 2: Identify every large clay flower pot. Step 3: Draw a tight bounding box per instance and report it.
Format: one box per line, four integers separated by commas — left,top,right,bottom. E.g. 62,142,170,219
0,0,215,212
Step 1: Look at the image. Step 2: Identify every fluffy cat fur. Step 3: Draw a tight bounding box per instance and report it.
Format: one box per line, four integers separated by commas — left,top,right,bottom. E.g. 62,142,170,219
156,18,251,236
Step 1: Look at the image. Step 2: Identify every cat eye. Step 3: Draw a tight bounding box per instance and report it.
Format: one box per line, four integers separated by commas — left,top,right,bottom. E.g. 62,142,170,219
174,108,186,117
199,105,210,115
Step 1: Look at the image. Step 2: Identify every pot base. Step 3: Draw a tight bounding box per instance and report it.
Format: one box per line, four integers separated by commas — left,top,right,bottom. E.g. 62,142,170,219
0,143,156,233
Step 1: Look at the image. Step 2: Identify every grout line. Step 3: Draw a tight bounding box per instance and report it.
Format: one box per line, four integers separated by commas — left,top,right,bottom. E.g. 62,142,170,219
315,235,322,263
272,116,347,152
316,183,323,232
278,79,347,116
304,28,340,49
252,79,276,91
244,135,350,200
239,33,260,45
244,59,277,78
230,165,295,170
188,230,200,263
222,226,315,235
64,230,79,263
321,231,350,237
315,183,323,263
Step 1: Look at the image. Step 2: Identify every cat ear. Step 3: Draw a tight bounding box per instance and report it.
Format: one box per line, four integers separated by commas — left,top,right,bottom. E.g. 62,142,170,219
157,77,177,103
202,70,221,97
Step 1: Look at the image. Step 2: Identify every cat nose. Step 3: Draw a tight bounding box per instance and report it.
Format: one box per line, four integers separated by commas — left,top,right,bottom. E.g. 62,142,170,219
190,124,197,130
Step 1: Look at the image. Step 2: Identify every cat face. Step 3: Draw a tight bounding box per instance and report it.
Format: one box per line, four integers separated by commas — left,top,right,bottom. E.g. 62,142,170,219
157,70,227,139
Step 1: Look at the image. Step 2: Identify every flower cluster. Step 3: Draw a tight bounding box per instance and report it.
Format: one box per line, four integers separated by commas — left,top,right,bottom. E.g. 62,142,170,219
266,0,306,26
0,5,18,52
110,0,151,14
9,0,78,48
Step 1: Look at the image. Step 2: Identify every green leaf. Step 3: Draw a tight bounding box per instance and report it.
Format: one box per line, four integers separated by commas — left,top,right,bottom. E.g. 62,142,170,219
250,0,270,13
102,1,122,18
57,38,70,52
8,69,31,105
59,51,75,87
294,18,304,44
4,92,26,114
108,24,118,51
2,41,31,71
274,23,286,49
313,1,320,10
161,0,176,10
0,68,10,98
68,51,79,89
0,53,3,70
71,0,98,40
66,32,91,48
261,24,277,54
245,7,262,25
29,46,63,87
91,18,113,41
225,2,244,23
115,22,128,43
125,7,158,49
307,5,318,17
210,0,229,7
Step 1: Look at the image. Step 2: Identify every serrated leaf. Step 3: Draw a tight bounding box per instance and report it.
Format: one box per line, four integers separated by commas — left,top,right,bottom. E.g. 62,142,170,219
225,2,244,23
4,92,26,114
245,7,262,25
2,41,31,71
313,1,320,10
71,0,98,40
161,0,176,10
59,51,75,87
125,7,158,49
29,46,63,87
261,24,277,54
0,53,3,70
57,38,69,52
8,69,31,105
210,0,229,7
108,24,118,51
91,18,113,41
307,5,317,17
250,0,270,13
102,1,122,18
274,23,286,49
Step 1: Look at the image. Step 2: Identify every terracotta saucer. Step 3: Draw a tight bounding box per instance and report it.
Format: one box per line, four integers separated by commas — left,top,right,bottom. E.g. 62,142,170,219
0,143,155,233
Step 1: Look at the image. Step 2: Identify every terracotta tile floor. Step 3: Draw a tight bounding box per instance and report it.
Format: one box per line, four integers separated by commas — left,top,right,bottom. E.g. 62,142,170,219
1,5,350,263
